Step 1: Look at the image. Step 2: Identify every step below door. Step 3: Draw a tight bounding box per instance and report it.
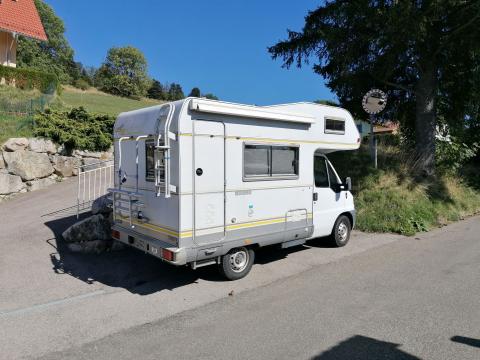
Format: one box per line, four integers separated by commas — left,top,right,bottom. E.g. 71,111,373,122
193,120,225,244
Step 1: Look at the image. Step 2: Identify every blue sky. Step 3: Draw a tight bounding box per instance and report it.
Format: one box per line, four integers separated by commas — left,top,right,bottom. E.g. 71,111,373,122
45,0,333,105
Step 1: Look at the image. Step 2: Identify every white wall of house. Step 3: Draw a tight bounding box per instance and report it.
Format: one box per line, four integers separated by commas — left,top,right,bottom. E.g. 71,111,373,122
0,30,17,67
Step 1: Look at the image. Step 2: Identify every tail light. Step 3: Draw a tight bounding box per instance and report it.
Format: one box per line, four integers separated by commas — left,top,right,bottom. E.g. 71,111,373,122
161,249,175,262
111,230,120,240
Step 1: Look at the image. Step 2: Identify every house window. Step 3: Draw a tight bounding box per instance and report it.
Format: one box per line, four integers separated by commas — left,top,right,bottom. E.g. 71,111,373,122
325,118,345,134
244,144,298,180
145,140,156,181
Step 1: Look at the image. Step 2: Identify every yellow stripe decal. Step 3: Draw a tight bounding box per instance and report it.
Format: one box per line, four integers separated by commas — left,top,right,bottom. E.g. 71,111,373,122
117,213,312,238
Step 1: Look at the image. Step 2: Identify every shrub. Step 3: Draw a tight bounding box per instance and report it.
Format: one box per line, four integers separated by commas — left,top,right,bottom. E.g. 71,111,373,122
74,78,90,91
436,137,479,174
0,65,60,94
33,107,114,152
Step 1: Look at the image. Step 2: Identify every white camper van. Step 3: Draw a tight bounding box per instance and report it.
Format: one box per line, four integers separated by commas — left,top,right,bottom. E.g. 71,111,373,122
109,98,360,280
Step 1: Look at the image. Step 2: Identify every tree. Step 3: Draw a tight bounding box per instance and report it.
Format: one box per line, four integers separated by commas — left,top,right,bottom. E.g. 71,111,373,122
314,99,339,107
96,46,150,98
147,79,166,100
269,1,480,175
188,87,201,97
167,83,185,101
204,93,219,100
17,0,76,83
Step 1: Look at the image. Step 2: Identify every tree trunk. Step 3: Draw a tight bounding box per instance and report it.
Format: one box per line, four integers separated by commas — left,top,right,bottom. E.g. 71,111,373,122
415,65,437,176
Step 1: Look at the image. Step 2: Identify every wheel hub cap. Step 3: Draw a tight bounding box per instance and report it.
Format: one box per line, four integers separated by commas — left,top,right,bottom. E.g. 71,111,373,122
230,250,248,273
338,222,348,242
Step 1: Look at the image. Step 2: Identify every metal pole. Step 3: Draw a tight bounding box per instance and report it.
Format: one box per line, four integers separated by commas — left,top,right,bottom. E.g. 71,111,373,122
369,113,378,169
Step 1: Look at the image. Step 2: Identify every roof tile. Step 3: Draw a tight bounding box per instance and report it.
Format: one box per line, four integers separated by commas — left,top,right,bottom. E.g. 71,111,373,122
0,0,47,41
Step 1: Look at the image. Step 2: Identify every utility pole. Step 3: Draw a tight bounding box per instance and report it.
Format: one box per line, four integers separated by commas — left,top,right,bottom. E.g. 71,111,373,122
362,89,387,169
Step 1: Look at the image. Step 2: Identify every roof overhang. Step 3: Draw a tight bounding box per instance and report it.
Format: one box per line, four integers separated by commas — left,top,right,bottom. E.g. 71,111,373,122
189,99,315,124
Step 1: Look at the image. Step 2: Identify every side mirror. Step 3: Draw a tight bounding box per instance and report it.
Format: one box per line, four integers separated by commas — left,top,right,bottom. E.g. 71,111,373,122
344,177,352,191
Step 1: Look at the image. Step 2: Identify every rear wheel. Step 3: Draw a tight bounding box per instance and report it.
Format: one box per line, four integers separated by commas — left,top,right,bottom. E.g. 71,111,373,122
331,215,351,247
219,247,255,280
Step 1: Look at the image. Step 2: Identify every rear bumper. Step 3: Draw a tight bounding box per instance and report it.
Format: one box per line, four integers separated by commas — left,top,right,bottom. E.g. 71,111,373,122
112,224,187,266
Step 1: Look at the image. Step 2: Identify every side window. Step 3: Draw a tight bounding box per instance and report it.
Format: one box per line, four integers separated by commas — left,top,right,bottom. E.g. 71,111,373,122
327,163,340,187
325,118,345,134
272,146,298,175
244,145,270,177
314,156,329,188
145,140,155,181
244,144,299,180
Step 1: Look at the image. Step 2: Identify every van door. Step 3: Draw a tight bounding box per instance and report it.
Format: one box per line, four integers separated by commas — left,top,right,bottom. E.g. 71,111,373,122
193,120,225,244
312,155,345,237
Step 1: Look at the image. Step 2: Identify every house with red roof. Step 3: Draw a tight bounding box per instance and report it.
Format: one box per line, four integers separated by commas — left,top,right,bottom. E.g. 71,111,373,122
0,0,47,68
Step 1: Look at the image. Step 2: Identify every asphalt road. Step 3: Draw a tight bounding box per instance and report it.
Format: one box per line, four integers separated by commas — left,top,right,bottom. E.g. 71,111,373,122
0,179,479,359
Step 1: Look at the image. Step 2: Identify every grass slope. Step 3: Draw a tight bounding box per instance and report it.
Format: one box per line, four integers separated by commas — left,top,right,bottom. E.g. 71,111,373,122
56,86,163,115
0,85,164,142
329,141,480,235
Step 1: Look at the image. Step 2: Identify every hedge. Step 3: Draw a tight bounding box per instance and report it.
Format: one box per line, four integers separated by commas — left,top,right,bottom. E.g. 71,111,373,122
0,65,60,94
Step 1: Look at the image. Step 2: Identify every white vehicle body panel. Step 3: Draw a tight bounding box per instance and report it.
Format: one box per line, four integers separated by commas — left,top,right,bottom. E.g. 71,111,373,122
111,98,360,266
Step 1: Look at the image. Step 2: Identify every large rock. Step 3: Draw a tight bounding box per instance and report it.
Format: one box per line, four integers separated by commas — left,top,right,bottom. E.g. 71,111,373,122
28,138,57,154
0,173,26,194
91,194,113,215
62,214,111,243
0,152,4,169
74,150,113,161
3,150,54,181
3,138,29,152
27,177,57,192
51,155,81,177
67,240,108,254
82,157,105,170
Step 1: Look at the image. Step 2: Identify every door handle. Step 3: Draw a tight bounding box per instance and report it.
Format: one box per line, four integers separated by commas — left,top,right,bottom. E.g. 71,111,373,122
313,192,318,201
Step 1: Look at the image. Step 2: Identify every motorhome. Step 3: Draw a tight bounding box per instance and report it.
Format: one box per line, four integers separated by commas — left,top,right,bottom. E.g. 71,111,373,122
109,98,360,280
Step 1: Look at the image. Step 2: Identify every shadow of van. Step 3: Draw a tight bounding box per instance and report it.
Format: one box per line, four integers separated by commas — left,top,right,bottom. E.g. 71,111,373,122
44,214,330,295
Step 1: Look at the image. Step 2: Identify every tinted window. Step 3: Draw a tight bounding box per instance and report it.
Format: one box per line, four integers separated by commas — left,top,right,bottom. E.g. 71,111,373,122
145,140,155,181
325,118,345,134
314,157,329,187
272,146,298,175
244,145,270,176
244,144,299,179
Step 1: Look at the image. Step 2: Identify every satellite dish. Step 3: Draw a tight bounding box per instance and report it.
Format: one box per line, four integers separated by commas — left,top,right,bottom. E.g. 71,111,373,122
362,89,387,115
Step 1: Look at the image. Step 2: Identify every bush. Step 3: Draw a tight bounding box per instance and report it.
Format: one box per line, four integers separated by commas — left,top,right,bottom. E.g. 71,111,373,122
33,107,114,152
436,137,479,174
0,65,60,94
74,78,90,91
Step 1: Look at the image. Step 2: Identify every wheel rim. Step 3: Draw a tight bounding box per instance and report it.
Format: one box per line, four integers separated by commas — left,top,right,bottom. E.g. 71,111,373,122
229,249,249,273
337,221,349,242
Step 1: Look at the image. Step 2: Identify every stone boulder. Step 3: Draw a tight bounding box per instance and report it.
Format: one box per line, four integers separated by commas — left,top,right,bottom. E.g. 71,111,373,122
51,155,81,177
91,194,113,215
82,157,104,170
3,150,54,181
62,214,111,243
27,177,57,192
28,138,57,154
0,173,26,194
3,138,29,152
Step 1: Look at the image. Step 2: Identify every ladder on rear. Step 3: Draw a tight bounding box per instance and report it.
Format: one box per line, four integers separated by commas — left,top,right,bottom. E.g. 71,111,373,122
109,104,176,229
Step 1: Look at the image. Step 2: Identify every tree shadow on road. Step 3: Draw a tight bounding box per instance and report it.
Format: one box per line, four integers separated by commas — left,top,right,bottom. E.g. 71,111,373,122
312,335,421,360
451,336,480,349
44,214,224,296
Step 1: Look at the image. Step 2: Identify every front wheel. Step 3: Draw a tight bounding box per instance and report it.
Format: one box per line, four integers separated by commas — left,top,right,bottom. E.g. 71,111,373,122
219,247,255,281
331,215,351,247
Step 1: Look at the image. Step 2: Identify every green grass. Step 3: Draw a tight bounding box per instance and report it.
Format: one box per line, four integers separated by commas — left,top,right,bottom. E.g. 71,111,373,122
0,84,164,143
329,141,480,235
54,86,163,116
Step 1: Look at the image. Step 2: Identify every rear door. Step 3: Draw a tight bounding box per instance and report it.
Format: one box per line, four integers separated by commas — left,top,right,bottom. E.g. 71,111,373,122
193,120,225,244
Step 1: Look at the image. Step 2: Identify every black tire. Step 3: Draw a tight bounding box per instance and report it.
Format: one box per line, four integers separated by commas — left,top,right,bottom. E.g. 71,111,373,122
331,215,351,247
219,247,255,281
